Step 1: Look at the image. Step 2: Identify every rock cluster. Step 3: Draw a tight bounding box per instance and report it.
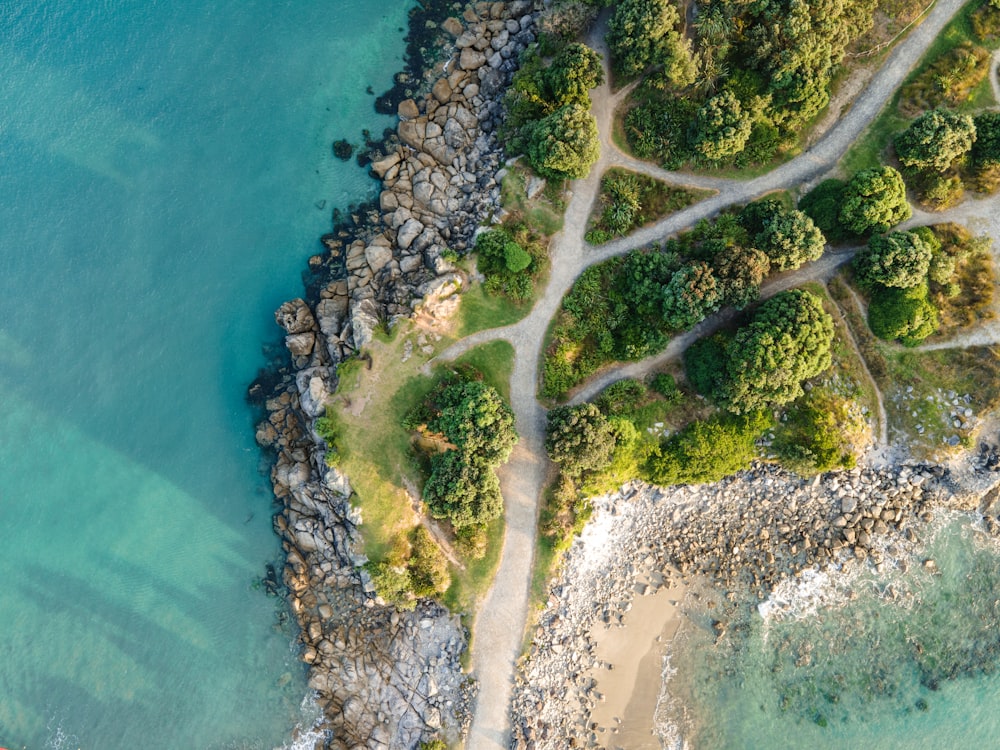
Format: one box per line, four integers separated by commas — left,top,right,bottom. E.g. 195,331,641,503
319,0,539,357
253,3,543,747
509,463,980,750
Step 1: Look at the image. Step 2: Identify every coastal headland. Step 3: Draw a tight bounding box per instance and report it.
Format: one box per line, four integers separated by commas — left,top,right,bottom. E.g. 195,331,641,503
251,0,1000,747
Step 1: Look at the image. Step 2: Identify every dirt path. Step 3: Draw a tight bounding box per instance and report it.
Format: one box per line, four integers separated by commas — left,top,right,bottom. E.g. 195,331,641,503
459,0,969,745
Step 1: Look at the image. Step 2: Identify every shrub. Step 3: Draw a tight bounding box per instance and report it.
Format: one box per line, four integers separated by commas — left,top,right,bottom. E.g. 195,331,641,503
661,261,721,329
475,227,542,302
774,390,868,475
753,208,826,271
918,173,965,210
595,379,647,415
365,561,415,610
799,179,853,243
839,166,911,235
683,333,730,400
455,524,488,560
643,410,772,486
407,526,450,598
545,403,617,479
651,372,682,404
718,289,835,413
868,283,938,345
692,90,754,162
712,244,770,308
853,230,934,289
607,0,683,79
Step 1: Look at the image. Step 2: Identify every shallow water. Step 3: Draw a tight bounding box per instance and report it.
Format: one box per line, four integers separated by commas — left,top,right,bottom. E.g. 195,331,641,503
662,514,1000,749
0,1,409,746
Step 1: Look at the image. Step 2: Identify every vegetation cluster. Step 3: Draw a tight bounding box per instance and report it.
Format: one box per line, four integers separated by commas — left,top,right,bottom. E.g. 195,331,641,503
543,199,826,399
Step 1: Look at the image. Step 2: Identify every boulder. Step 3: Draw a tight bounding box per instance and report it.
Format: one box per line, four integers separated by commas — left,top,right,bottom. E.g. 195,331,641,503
370,152,401,178
275,298,316,334
350,298,381,349
285,332,316,358
295,367,332,418
460,47,487,70
397,98,420,120
397,218,425,250
365,243,393,273
442,17,464,37
432,78,453,104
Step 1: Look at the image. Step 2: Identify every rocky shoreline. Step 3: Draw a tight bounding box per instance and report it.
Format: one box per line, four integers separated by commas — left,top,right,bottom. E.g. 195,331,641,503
253,2,542,748
510,457,1000,749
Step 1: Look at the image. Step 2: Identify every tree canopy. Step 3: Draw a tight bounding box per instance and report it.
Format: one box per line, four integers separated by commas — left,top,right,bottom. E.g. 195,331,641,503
853,230,934,289
839,166,912,235
693,90,754,162
545,403,617,479
754,207,826,271
895,109,976,172
525,103,601,180
717,289,835,413
661,261,722,329
607,0,683,79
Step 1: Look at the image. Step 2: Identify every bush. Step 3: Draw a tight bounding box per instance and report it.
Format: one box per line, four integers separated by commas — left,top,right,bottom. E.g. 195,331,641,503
455,524,488,560
692,90,754,162
475,226,543,302
643,410,772,486
607,0,683,79
683,333,730,400
546,403,617,479
918,172,965,210
853,230,934,289
774,389,868,474
718,289,835,413
651,372,682,404
799,179,853,244
595,379,647,415
839,166,911,235
750,206,826,271
868,282,938,345
365,561,415,610
407,526,450,598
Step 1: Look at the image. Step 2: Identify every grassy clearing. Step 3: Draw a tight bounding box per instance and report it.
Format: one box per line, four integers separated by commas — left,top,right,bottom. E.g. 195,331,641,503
500,161,566,237
456,276,536,337
585,167,715,244
828,271,892,389
802,281,882,432
843,0,1000,174
331,325,515,614
883,346,1000,458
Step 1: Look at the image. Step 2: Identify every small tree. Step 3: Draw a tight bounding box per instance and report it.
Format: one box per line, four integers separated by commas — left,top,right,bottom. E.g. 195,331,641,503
607,0,683,79
972,111,1000,167
546,43,605,106
853,230,934,289
754,208,826,271
525,103,601,180
719,289,834,413
895,109,976,173
839,166,912,235
545,403,617,479
692,90,754,162
713,244,770,309
661,261,721,329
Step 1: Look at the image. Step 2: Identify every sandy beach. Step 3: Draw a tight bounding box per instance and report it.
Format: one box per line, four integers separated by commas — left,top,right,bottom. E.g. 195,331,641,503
588,578,688,749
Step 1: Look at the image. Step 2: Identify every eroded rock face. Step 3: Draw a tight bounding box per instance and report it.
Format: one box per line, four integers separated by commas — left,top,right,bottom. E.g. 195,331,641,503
258,2,541,748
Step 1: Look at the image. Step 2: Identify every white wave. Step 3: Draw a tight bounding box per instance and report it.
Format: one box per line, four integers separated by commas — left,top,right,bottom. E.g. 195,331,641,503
653,648,690,750
44,715,79,750
273,692,331,750
757,565,856,627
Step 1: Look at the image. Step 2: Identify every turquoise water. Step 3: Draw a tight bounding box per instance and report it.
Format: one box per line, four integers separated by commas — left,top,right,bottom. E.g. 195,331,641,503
663,514,1000,749
0,1,409,747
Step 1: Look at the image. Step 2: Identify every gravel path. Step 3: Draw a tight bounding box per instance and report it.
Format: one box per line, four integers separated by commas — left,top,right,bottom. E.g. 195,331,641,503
460,1,969,745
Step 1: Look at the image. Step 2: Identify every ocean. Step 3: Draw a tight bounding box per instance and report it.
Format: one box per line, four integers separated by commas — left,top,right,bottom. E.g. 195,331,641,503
0,1,410,747
661,511,1000,749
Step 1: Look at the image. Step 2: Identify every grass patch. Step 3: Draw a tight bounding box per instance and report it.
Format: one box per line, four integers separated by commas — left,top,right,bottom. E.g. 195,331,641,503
585,168,714,244
500,161,566,237
828,271,891,388
884,346,1000,458
332,327,514,614
843,0,1000,173
928,222,996,340
455,282,533,336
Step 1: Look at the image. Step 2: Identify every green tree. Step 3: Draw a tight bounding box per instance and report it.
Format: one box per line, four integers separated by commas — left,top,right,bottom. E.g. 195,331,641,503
661,261,721,329
545,403,617,479
839,166,912,235
525,103,601,180
644,411,772,485
692,90,754,162
971,111,1000,167
607,0,682,79
423,451,504,529
546,43,605,105
754,208,826,271
719,289,835,413
712,244,770,309
868,282,938,345
895,109,976,172
853,230,933,289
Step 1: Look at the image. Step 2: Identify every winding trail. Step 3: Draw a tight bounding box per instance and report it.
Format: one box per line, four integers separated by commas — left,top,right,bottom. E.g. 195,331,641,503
459,0,970,746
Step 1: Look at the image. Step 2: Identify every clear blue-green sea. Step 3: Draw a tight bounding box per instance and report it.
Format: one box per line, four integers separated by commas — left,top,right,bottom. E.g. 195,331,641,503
662,513,1000,749
0,1,409,747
